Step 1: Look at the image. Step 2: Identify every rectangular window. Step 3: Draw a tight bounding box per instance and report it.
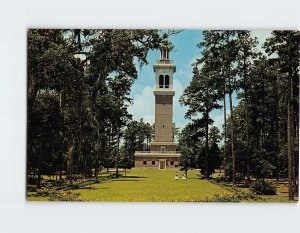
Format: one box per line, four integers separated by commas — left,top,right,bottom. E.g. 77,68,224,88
143,161,147,165
170,161,174,165
152,161,155,165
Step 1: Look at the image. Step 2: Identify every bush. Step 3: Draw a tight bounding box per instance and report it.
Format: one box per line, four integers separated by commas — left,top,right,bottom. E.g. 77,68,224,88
211,193,240,202
48,190,85,201
250,180,276,195
215,175,231,183
27,176,38,185
27,185,37,192
35,187,52,197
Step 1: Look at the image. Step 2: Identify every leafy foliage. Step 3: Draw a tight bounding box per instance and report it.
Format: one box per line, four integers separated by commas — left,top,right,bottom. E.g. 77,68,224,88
250,180,276,195
27,29,172,187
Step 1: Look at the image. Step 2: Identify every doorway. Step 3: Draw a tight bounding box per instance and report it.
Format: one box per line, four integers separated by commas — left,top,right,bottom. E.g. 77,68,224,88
159,160,166,170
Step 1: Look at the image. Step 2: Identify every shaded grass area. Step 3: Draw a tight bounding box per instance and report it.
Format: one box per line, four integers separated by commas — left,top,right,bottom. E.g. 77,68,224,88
27,169,298,202
210,172,298,203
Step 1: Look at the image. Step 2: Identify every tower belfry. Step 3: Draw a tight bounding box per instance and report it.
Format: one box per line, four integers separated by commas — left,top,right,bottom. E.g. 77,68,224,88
134,45,180,169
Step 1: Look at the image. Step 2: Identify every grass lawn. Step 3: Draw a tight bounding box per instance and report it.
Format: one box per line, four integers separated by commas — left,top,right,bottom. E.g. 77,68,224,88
28,169,232,202
74,169,233,202
27,169,298,202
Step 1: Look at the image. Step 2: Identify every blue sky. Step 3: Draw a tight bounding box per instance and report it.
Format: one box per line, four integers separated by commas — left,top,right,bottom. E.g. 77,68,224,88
128,30,272,131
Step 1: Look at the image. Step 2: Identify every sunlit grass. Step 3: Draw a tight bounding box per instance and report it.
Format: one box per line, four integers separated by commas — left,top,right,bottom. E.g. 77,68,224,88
70,169,231,202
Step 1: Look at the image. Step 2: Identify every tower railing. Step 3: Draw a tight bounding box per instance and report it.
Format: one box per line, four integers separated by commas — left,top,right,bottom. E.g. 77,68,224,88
135,151,181,154
156,59,173,64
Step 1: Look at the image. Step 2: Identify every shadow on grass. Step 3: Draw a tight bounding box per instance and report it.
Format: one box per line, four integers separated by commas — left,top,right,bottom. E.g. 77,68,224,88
121,176,149,179
75,186,109,190
112,179,144,182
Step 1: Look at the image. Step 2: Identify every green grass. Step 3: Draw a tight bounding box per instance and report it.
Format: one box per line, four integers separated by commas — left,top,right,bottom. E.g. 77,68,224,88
76,169,233,202
27,169,298,202
28,169,232,202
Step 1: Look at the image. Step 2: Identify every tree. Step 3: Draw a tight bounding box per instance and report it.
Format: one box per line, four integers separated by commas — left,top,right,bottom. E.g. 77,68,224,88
197,30,241,183
180,61,222,179
179,146,194,178
235,31,259,183
264,30,300,200
119,145,133,177
208,126,222,173
27,29,85,184
123,119,154,166
27,29,173,187
178,123,201,178
172,122,180,142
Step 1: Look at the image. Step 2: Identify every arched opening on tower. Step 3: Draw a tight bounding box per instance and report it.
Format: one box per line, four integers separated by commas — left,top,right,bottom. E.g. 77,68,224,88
159,75,164,88
165,75,170,88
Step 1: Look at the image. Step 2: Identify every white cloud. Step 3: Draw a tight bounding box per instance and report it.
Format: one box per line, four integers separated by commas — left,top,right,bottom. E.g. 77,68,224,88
173,78,189,130
128,85,155,124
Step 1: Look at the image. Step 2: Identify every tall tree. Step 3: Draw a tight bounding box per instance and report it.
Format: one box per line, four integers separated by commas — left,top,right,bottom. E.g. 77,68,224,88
235,31,259,183
198,30,240,183
264,30,300,200
180,62,222,179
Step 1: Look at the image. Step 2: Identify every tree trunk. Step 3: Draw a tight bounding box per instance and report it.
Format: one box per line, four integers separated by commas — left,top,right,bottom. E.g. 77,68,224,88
116,96,121,178
84,154,88,178
229,77,236,185
79,108,84,175
243,64,251,185
205,112,209,179
67,144,74,184
95,156,99,183
37,158,41,189
116,126,120,177
287,75,294,200
223,86,227,178
245,97,251,185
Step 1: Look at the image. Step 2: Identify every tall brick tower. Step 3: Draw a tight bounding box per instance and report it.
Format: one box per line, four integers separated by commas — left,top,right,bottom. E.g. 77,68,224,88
134,45,180,170
150,46,177,152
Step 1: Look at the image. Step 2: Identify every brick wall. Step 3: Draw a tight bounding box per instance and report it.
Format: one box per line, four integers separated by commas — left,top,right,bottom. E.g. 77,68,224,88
135,157,179,169
155,95,173,142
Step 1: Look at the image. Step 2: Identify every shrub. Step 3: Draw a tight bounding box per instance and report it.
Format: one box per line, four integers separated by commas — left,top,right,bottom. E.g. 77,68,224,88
27,176,38,185
211,193,240,202
48,190,85,201
35,187,52,197
27,185,37,192
250,180,276,195
215,175,231,183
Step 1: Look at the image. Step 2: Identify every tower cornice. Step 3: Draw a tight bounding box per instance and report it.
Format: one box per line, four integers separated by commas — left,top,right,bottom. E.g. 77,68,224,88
153,90,175,96
153,63,176,72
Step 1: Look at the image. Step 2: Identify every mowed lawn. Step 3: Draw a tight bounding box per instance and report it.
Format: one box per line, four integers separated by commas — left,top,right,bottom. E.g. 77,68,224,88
73,169,231,202
27,169,297,202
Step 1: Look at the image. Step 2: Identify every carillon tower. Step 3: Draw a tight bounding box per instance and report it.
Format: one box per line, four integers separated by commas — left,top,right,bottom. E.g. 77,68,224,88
150,46,177,152
134,45,180,170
